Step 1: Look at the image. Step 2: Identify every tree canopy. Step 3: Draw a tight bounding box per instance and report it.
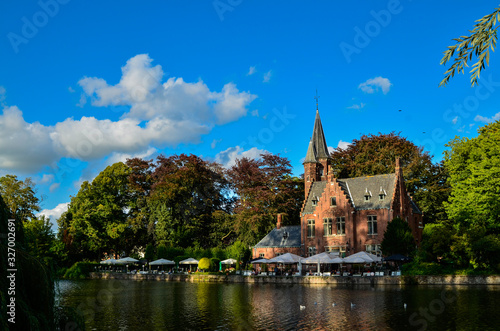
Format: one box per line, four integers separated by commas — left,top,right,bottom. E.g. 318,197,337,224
0,174,40,222
440,6,500,87
443,120,500,269
381,217,416,257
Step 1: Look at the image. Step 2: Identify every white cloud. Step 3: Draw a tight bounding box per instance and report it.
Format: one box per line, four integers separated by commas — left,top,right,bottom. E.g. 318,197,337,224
328,146,334,154
251,109,259,117
0,106,59,172
358,77,392,94
211,139,222,149
215,146,267,168
247,66,256,75
452,116,458,125
76,93,87,108
39,174,54,184
68,86,75,93
474,112,500,123
0,55,258,173
263,70,272,83
347,103,366,110
49,183,60,192
337,140,351,149
38,202,69,230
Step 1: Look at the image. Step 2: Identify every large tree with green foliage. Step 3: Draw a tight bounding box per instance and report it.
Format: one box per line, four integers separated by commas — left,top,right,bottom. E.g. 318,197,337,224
0,174,40,222
381,217,416,257
60,162,133,260
444,120,500,270
440,6,500,87
148,154,234,248
330,132,450,224
228,153,304,245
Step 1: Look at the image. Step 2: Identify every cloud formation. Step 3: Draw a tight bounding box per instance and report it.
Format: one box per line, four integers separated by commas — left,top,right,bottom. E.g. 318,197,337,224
0,54,257,173
214,146,267,168
474,112,500,123
358,76,392,94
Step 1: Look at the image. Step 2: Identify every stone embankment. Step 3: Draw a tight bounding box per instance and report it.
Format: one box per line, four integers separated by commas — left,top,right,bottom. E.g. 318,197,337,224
88,272,500,285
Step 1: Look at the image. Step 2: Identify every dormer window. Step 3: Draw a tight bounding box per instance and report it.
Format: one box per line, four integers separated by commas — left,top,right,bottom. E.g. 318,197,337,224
312,199,317,206
330,197,336,206
379,186,386,200
364,188,371,202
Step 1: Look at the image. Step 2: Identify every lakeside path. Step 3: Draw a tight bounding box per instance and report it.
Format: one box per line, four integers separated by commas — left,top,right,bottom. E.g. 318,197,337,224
89,272,500,286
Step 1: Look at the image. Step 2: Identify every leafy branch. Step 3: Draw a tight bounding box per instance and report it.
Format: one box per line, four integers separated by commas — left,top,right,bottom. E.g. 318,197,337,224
440,7,500,87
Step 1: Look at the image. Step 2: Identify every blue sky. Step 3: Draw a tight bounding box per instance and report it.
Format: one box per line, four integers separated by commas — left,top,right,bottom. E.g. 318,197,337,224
2,0,500,227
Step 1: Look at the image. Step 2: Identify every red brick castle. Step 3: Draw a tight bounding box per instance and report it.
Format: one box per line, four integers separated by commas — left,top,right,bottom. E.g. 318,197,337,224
253,108,423,259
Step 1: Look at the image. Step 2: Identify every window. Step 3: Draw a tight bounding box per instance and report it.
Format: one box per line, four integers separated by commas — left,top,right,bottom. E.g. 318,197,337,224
323,218,333,236
379,194,385,200
364,195,370,201
365,244,381,255
336,217,345,235
307,219,315,238
364,189,371,202
368,215,377,235
308,246,317,257
326,245,346,257
312,199,317,206
330,197,336,206
259,253,265,258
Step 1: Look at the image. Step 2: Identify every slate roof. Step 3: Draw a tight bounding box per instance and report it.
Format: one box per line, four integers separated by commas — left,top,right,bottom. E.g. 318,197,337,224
339,173,396,210
304,110,330,163
254,225,301,248
302,173,402,215
302,181,327,214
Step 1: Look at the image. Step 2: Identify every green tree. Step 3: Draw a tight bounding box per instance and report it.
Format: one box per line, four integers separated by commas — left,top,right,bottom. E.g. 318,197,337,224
330,132,450,224
418,222,455,263
144,243,155,261
60,162,133,261
0,174,40,222
156,244,168,259
381,217,416,257
227,240,251,268
148,154,234,248
228,153,304,245
23,215,58,265
444,120,500,269
440,6,500,87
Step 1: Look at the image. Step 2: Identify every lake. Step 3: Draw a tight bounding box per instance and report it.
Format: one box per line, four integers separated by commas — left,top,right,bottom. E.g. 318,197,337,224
57,279,500,330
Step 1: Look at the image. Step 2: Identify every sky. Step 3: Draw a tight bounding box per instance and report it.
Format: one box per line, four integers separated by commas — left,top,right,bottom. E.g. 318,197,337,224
2,0,500,229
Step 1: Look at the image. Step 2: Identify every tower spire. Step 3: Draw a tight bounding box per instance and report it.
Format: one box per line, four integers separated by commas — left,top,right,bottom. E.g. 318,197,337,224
314,89,320,111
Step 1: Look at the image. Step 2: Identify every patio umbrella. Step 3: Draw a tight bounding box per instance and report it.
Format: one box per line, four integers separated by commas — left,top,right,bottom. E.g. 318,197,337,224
250,258,269,264
302,252,340,274
116,257,139,264
100,258,118,265
267,253,303,264
383,254,412,262
149,258,175,272
220,258,238,265
179,257,199,272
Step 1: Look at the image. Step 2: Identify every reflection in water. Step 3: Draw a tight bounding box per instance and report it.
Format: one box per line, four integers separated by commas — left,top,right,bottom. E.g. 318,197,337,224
57,280,500,330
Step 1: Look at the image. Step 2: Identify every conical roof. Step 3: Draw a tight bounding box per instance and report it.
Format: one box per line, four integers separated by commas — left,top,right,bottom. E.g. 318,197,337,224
304,109,330,163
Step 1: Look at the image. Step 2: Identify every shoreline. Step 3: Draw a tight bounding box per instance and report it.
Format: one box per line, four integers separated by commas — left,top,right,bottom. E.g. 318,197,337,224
88,272,500,285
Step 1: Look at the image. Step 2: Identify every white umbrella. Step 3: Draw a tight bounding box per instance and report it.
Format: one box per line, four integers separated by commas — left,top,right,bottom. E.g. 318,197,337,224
250,258,269,264
302,252,339,264
220,258,237,265
179,257,199,264
343,256,368,264
268,253,303,264
344,251,381,263
149,258,175,265
330,257,345,264
116,257,139,264
100,258,118,265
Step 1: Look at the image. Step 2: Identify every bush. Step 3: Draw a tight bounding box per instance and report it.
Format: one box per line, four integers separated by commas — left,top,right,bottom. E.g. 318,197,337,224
157,244,168,259
209,258,221,272
63,262,100,279
198,257,210,271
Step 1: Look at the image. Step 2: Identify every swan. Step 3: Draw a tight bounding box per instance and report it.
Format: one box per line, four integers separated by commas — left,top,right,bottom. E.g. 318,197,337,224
300,305,306,310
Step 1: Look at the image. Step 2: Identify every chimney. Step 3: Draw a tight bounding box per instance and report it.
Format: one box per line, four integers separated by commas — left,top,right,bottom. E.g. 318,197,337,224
277,214,282,229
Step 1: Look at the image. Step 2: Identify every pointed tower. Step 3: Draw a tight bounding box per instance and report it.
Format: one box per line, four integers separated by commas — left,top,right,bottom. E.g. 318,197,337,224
303,104,331,197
